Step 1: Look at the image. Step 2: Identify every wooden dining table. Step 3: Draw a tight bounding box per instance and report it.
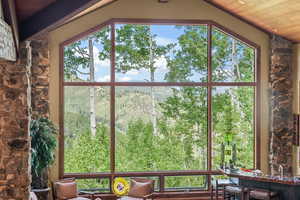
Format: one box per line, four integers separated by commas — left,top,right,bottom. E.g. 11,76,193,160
220,169,300,200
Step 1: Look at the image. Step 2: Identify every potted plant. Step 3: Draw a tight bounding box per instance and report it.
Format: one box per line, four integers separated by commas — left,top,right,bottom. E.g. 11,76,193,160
30,117,57,194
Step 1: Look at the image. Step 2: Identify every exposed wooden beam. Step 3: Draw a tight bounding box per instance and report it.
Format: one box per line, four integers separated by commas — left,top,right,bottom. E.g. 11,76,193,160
19,0,105,41
0,0,3,19
7,0,19,49
1,0,18,57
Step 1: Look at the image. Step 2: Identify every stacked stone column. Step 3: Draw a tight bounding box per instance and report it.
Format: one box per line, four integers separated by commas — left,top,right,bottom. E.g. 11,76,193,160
269,35,294,176
0,39,49,199
0,43,31,199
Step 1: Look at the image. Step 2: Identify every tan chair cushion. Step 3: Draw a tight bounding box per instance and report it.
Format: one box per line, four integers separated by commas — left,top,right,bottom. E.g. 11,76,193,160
30,192,38,200
119,197,143,200
69,197,91,200
225,186,242,194
249,190,277,199
54,178,78,200
127,178,154,198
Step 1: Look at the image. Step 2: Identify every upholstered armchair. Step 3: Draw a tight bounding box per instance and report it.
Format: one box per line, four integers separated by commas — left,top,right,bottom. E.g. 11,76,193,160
52,178,92,200
118,178,155,200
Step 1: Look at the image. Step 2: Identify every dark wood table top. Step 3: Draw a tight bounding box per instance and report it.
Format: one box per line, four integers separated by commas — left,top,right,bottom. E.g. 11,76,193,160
220,169,300,186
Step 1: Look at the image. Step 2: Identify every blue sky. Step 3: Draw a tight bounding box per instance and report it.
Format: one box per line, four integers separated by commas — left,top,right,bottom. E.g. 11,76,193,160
68,24,253,83
95,24,185,82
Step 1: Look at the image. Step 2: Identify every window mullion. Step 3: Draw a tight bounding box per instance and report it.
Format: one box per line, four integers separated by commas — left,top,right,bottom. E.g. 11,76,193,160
207,24,212,173
110,23,116,177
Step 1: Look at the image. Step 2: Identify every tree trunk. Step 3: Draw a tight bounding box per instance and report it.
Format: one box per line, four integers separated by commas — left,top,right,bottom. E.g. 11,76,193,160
232,39,241,80
149,34,158,136
89,38,96,137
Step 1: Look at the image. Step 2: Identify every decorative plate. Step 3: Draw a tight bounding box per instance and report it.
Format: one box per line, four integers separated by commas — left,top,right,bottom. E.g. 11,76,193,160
112,177,130,196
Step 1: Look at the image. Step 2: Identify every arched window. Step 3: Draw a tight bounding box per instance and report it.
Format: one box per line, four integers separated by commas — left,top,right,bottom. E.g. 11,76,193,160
61,19,260,191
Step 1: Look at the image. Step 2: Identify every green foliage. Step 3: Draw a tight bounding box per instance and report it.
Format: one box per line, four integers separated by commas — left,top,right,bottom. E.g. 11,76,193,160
31,118,57,177
99,24,174,76
64,26,111,81
166,26,208,81
65,124,110,173
63,24,256,190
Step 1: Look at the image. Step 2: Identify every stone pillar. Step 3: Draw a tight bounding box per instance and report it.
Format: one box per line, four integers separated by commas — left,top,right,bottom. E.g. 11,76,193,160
0,43,30,199
0,38,49,199
31,40,50,119
269,35,294,176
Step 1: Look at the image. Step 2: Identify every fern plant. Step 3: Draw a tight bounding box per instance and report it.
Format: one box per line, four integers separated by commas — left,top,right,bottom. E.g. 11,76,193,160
30,117,57,188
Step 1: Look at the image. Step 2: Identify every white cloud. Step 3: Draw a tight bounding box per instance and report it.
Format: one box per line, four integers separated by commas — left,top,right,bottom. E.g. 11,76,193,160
93,46,101,65
118,76,132,81
154,56,168,70
156,36,176,46
94,46,110,72
97,75,110,82
127,69,140,75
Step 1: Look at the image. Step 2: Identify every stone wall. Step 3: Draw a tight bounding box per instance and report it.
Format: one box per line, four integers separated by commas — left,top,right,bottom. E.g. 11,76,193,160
269,35,294,176
31,40,50,119
0,39,49,199
0,43,30,199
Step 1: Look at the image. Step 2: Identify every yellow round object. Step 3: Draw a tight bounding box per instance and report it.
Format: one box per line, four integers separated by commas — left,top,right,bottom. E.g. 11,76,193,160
112,177,130,196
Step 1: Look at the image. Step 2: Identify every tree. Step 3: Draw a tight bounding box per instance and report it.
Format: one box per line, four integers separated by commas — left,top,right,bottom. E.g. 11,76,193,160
64,27,110,136
99,24,174,136
165,25,208,82
159,25,209,169
63,23,256,188
211,28,255,168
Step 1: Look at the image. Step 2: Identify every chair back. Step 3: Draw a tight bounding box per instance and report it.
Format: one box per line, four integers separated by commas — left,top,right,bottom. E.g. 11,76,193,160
52,178,78,200
127,178,155,198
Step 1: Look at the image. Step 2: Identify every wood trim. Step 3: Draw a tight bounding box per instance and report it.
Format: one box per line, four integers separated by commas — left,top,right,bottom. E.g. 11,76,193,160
92,191,215,199
207,24,212,191
110,23,115,173
59,43,65,179
63,82,257,87
5,0,19,50
63,170,222,178
255,47,261,170
2,0,18,56
60,18,261,49
211,22,259,49
111,18,211,25
159,175,165,192
60,20,112,47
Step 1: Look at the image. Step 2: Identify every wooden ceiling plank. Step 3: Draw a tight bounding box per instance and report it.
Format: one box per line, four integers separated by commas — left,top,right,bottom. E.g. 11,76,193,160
19,0,106,41
208,0,300,42
238,2,300,17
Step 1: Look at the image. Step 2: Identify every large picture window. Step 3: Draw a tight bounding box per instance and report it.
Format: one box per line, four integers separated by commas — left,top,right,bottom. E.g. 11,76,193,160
61,19,260,192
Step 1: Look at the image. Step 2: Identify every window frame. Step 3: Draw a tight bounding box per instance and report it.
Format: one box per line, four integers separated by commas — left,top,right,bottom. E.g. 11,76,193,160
59,18,261,192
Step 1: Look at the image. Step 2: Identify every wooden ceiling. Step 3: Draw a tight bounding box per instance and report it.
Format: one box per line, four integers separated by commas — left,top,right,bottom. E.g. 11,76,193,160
206,0,300,42
6,0,300,42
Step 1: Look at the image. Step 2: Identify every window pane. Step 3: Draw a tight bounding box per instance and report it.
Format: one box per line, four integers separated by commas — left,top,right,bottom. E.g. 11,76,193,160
115,86,207,171
212,86,254,169
115,24,207,82
64,26,111,82
165,176,207,191
77,178,110,192
64,86,110,173
212,28,255,82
